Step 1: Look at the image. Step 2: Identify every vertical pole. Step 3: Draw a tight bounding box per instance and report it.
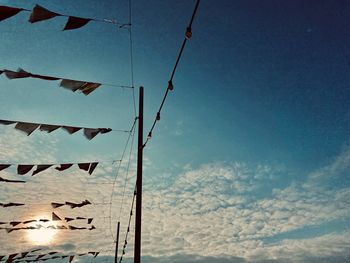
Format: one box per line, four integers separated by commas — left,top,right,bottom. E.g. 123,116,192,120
134,86,144,263
114,221,120,263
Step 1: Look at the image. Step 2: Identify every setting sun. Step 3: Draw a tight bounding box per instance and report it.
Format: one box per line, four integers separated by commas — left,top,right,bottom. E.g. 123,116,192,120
26,227,57,245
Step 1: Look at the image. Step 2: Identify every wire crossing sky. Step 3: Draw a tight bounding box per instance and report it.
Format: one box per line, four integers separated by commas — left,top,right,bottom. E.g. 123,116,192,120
1,0,350,263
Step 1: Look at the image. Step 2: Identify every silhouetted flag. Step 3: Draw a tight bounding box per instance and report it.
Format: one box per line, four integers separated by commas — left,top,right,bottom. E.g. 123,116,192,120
88,162,98,175
0,176,26,183
29,5,60,23
15,122,40,136
64,16,91,31
61,126,82,134
51,202,65,208
17,165,34,175
0,6,24,21
52,212,62,221
55,164,73,171
32,165,52,176
39,124,60,133
0,164,11,171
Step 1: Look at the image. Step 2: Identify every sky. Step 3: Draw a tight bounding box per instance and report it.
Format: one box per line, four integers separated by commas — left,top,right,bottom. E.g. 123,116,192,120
1,0,350,262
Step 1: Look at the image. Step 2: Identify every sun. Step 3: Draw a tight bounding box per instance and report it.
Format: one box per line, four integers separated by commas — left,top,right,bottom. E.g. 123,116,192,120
27,228,57,245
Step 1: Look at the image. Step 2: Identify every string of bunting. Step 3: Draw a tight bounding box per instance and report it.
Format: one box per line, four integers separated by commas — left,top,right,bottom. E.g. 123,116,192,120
0,200,93,209
0,4,128,31
0,250,99,263
0,118,117,139
0,162,102,176
0,68,133,95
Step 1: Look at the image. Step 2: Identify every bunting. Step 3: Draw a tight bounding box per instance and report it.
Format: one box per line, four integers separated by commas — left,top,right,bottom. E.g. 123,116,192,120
0,4,122,30
0,118,112,139
0,250,99,262
0,162,99,176
1,68,102,95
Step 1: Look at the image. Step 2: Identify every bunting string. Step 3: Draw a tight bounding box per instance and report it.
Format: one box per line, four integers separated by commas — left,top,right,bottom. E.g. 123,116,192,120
0,118,123,139
0,4,128,31
0,250,99,263
0,68,133,95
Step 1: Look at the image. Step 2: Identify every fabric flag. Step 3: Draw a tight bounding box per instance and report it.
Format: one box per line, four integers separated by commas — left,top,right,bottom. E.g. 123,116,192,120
3,69,30,79
0,164,11,171
65,217,74,222
60,79,101,95
0,119,16,125
32,165,52,176
84,128,111,140
39,124,60,133
66,199,91,209
76,217,86,220
23,220,37,224
39,219,49,222
17,165,34,175
62,126,81,134
78,163,90,172
0,176,26,183
88,162,98,175
52,212,61,221
51,202,64,208
87,218,93,224
55,164,73,171
89,225,96,230
0,202,24,207
69,255,75,263
63,16,91,31
29,5,60,23
0,6,24,21
10,221,21,227
15,122,40,136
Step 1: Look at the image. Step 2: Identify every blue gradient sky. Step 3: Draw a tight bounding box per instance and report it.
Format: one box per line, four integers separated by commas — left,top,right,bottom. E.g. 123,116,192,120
1,0,350,262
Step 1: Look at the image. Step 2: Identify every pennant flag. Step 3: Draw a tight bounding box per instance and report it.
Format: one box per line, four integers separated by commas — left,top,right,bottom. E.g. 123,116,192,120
29,5,60,23
0,6,24,21
32,164,52,176
51,202,64,208
0,164,11,171
76,217,86,220
69,255,74,263
15,122,40,136
39,219,50,222
0,120,15,125
65,217,74,222
89,225,96,230
23,220,37,224
60,79,101,94
17,165,34,175
88,162,98,175
0,202,25,207
61,126,82,134
69,226,86,230
78,163,90,172
65,199,91,209
39,124,60,133
10,221,21,227
52,212,62,221
63,16,91,31
3,69,30,79
87,218,93,224
0,176,26,183
55,164,73,171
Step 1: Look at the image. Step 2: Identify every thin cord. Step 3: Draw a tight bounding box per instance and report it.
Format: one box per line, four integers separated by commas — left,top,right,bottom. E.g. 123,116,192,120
108,118,137,240
143,0,201,147
128,0,137,117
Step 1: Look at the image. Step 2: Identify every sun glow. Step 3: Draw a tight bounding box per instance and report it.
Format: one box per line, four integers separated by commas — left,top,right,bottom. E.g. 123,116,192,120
27,227,57,245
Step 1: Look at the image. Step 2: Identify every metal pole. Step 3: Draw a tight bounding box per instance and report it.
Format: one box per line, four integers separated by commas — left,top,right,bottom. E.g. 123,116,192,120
114,221,120,263
134,86,144,263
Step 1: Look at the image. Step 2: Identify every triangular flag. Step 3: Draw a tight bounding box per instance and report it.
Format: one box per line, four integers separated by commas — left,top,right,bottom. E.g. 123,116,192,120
39,124,61,133
15,122,40,136
62,126,81,134
52,212,62,221
32,165,52,176
88,162,98,175
63,16,91,31
29,5,60,23
0,6,24,21
55,164,73,171
0,164,11,171
17,165,34,175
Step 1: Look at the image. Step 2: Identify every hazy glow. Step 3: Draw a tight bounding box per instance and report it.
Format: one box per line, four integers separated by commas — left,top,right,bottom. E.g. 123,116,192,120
27,227,57,245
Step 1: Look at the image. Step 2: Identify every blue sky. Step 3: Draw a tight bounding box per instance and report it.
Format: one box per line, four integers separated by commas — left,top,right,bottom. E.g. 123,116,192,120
1,0,350,262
